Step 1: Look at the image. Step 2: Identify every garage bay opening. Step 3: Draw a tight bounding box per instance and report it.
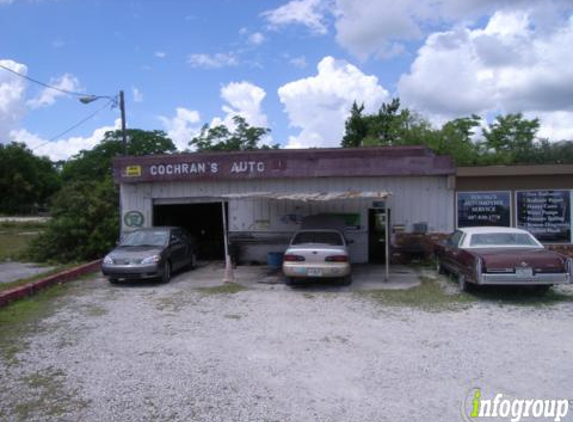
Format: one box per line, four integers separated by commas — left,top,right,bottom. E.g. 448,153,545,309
153,202,227,260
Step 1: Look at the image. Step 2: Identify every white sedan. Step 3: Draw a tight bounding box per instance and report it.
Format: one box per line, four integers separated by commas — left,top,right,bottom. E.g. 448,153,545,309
282,229,352,286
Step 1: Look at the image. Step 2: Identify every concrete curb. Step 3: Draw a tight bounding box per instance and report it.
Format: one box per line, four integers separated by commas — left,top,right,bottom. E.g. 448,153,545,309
0,259,102,308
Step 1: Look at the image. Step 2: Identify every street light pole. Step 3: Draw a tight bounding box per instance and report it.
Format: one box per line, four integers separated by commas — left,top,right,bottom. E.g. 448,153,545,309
119,90,127,156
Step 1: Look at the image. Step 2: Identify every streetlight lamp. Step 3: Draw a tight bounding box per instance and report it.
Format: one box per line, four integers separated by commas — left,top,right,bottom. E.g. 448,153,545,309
79,90,128,155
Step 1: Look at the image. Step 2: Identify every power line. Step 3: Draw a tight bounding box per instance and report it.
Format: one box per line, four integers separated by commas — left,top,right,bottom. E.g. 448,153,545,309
32,98,115,152
0,62,108,98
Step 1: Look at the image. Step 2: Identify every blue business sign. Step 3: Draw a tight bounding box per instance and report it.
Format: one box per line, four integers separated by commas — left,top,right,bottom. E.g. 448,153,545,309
516,190,571,243
457,191,511,228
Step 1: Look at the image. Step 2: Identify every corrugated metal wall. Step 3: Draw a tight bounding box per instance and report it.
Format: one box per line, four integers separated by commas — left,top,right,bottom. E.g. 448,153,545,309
121,176,454,263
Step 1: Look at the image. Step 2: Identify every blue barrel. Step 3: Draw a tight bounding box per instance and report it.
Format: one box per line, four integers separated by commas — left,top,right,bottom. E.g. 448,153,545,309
267,252,283,269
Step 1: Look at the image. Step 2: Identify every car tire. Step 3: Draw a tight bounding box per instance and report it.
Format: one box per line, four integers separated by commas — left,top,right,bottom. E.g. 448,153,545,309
189,252,197,270
284,277,295,287
161,261,171,284
533,285,551,294
458,274,471,292
435,256,445,274
341,275,353,286
109,278,119,285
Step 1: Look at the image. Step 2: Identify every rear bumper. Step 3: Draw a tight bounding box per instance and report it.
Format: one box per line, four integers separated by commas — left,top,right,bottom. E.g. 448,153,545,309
283,262,351,279
101,263,164,280
477,272,570,285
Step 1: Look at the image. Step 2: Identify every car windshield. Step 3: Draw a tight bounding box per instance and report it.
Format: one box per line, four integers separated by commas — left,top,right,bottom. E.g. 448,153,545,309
120,230,168,247
469,232,539,247
292,231,343,246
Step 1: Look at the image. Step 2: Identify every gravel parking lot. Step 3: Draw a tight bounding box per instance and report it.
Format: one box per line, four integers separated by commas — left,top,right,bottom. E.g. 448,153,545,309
1,263,572,422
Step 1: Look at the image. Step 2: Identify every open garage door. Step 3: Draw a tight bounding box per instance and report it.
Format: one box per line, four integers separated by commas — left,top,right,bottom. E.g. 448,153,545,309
153,202,227,260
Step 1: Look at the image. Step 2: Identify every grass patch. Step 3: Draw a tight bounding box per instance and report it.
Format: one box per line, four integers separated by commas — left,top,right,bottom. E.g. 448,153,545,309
0,233,36,261
0,283,71,365
198,282,248,295
0,220,48,231
13,367,88,420
0,220,48,261
0,263,80,293
357,275,477,312
468,285,573,306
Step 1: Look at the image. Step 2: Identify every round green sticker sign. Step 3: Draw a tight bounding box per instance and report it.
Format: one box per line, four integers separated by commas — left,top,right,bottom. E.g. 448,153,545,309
124,211,144,227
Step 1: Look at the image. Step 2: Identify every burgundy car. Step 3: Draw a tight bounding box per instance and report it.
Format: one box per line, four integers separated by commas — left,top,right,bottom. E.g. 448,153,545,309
434,227,572,292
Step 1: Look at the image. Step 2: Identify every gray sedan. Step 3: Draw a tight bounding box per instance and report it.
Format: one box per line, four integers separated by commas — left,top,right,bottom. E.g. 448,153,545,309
101,227,197,284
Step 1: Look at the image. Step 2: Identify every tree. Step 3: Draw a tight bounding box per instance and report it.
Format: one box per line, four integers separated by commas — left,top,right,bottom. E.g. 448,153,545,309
341,98,436,148
0,142,61,214
32,129,176,263
189,115,276,151
430,115,482,166
341,102,368,148
62,129,176,182
482,113,540,164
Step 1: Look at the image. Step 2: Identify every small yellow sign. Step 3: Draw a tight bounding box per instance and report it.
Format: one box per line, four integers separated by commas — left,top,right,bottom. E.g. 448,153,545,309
125,165,142,177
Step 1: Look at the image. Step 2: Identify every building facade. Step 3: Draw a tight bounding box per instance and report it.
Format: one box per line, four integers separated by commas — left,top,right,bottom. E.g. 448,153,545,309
112,147,573,263
113,146,456,264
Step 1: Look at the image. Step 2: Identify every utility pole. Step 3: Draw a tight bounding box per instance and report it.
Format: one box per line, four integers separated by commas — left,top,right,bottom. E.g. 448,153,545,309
119,90,127,155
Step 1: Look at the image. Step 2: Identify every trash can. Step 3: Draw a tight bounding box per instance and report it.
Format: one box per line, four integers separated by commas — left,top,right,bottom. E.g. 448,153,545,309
267,252,283,269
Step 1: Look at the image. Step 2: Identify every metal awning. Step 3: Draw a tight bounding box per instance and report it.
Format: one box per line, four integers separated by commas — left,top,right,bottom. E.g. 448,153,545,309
221,190,392,202
219,189,393,282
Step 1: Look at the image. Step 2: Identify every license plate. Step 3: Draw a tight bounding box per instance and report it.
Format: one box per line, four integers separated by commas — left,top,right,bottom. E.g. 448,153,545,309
515,267,533,278
307,268,323,277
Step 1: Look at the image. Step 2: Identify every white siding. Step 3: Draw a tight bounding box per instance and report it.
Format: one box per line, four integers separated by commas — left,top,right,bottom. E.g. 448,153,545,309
121,176,454,263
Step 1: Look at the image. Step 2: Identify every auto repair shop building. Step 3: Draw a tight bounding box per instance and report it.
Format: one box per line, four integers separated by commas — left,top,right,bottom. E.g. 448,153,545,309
112,146,456,264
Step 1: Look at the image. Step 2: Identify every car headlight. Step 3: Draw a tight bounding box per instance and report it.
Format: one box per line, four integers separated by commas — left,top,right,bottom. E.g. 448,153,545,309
103,255,113,265
141,255,161,264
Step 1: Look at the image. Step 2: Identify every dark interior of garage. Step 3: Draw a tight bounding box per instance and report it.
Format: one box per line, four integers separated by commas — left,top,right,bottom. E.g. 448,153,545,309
153,203,226,259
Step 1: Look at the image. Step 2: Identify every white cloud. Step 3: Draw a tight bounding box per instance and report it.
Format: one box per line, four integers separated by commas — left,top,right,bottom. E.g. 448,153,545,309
262,0,328,35
12,119,121,161
289,55,308,68
334,0,422,60
27,73,81,109
278,56,389,148
533,111,573,141
187,53,238,69
217,81,268,128
0,59,27,142
154,51,166,58
132,86,143,103
332,0,570,59
248,32,266,45
160,82,270,151
398,9,573,130
159,107,201,151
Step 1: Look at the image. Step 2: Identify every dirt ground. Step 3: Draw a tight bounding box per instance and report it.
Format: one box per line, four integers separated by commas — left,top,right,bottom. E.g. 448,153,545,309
1,263,572,422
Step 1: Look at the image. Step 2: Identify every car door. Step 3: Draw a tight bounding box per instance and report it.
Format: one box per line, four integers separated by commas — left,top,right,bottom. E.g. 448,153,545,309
169,229,187,271
442,230,464,273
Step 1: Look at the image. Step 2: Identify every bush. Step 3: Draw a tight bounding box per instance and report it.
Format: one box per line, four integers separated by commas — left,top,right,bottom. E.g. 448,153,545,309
29,178,119,262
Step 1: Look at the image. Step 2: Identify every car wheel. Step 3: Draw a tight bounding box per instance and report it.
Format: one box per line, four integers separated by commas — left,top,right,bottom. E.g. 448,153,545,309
533,285,551,294
340,275,353,286
108,278,119,285
189,252,197,270
435,256,445,274
284,277,295,287
458,274,471,292
161,261,172,284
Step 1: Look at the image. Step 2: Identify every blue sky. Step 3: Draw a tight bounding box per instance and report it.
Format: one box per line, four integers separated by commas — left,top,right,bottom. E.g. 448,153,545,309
1,0,572,160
